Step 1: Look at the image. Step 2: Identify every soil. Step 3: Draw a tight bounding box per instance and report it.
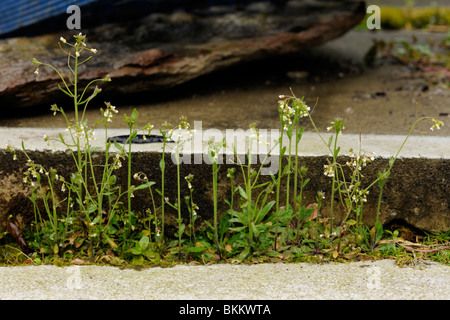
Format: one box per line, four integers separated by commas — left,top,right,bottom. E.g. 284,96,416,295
1,29,448,137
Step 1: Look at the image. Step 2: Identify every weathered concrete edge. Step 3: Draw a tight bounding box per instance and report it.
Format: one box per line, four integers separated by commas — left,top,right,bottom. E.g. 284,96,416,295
2,127,449,159
1,127,449,232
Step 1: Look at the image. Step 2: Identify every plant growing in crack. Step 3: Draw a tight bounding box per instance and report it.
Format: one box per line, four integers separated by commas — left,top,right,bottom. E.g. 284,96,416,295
280,90,444,256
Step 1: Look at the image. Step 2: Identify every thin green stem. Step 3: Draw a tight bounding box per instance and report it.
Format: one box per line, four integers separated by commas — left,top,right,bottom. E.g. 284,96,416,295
160,143,166,241
176,151,182,258
212,161,220,253
275,129,284,251
293,121,299,213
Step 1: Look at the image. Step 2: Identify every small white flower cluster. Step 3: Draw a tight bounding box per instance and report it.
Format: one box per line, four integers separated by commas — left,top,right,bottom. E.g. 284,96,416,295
6,144,17,161
249,123,262,144
66,123,95,143
348,184,370,203
317,191,326,200
23,159,65,191
102,102,118,122
430,118,444,131
33,34,98,76
278,95,310,132
175,116,195,145
61,33,98,58
185,174,194,189
207,137,226,164
113,153,124,170
327,118,345,136
142,123,155,141
345,148,376,171
323,164,335,177
50,104,60,116
133,171,149,182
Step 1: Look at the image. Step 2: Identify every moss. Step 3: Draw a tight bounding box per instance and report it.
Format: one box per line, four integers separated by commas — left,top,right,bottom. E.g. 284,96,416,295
380,7,407,29
358,6,450,30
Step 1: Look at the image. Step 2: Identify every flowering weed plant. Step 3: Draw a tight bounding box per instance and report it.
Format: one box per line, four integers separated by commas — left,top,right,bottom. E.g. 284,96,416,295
3,35,447,266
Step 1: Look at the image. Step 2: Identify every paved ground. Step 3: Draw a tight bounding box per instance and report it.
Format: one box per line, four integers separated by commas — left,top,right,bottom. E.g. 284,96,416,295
1,259,449,300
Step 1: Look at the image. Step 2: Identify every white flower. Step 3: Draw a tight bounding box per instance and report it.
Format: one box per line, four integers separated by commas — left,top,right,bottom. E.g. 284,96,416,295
91,48,97,53
323,164,335,177
430,119,443,131
60,37,66,43
75,51,80,57
34,69,39,75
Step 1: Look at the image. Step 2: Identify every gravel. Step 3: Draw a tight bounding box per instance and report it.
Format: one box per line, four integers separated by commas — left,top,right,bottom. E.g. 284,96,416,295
0,259,449,300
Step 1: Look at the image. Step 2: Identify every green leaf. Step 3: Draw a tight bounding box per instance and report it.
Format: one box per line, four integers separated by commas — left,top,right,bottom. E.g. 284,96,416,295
58,84,72,97
252,181,271,189
134,181,156,191
131,247,142,255
58,133,66,144
280,146,286,157
89,146,102,152
187,246,204,253
132,255,144,265
334,147,341,158
239,201,249,209
131,108,138,122
229,226,247,233
250,222,258,236
302,178,310,188
103,234,117,248
108,175,117,185
219,212,231,238
91,214,102,225
113,141,124,152
256,200,275,224
327,135,333,147
389,156,395,167
237,186,248,200
143,250,160,261
129,131,138,142
236,247,251,261
139,236,149,251
296,126,304,141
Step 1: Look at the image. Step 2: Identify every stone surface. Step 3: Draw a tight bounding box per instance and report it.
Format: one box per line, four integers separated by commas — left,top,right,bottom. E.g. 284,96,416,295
0,0,366,108
1,128,449,234
0,259,449,300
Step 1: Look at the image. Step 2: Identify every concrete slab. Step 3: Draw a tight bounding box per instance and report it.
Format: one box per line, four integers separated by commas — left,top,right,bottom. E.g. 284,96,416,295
2,126,450,159
1,127,449,232
0,259,449,300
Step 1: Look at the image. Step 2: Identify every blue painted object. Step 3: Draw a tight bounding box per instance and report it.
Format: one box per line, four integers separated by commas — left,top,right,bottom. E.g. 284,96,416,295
0,0,96,35
0,0,288,37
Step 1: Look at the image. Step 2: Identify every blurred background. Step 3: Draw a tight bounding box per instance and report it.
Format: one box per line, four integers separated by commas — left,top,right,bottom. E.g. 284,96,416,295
0,0,448,135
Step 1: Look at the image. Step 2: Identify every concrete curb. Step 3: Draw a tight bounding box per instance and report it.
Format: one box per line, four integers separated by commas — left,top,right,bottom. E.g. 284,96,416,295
2,127,450,159
0,259,449,300
1,127,449,232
